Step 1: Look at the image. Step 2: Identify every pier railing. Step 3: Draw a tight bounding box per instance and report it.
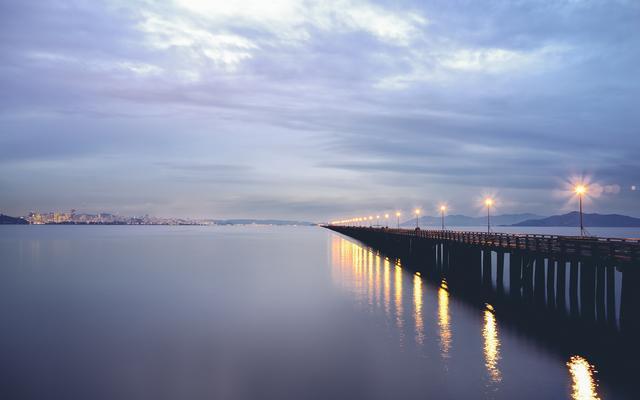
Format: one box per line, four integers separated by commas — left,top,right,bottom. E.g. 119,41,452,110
327,226,640,263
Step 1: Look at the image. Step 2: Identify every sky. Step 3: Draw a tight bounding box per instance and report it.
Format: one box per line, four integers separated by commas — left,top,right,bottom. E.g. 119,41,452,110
1,0,639,221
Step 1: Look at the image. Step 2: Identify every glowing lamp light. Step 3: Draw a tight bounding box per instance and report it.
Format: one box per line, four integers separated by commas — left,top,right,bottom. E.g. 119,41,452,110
484,198,493,233
440,205,447,212
575,185,587,195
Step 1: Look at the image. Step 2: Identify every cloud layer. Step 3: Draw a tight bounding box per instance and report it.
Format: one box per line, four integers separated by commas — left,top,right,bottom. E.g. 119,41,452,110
1,0,639,220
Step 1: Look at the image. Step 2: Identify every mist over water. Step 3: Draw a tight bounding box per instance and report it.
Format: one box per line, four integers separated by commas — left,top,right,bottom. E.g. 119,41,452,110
0,226,634,399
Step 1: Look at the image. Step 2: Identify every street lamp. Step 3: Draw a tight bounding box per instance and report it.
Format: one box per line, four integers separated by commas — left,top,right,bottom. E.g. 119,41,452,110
396,211,401,229
440,205,447,230
369,216,373,227
414,209,421,229
384,213,389,228
376,215,380,227
575,184,588,236
484,198,493,233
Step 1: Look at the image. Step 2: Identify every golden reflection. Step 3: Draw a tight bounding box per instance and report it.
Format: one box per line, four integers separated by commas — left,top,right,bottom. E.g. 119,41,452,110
375,255,381,307
483,306,502,384
359,247,366,303
438,280,451,358
368,251,374,307
567,356,600,400
413,274,425,345
383,258,391,317
353,244,361,302
395,265,404,338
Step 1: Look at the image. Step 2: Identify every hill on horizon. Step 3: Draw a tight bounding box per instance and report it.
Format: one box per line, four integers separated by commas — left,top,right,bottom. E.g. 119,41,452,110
0,214,28,224
511,212,640,227
400,213,544,227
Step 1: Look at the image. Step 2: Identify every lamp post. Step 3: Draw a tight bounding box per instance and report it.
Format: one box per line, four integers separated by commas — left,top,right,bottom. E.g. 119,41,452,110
415,209,421,229
575,185,587,236
440,205,446,230
396,211,401,229
376,215,380,227
369,216,373,227
484,198,493,233
384,213,389,228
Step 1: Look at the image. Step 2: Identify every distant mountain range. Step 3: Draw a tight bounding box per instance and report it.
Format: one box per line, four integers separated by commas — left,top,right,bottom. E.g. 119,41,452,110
0,214,28,224
511,212,640,227
402,213,544,227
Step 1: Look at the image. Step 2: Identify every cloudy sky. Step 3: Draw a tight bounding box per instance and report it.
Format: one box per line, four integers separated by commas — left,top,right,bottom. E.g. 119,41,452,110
1,0,639,221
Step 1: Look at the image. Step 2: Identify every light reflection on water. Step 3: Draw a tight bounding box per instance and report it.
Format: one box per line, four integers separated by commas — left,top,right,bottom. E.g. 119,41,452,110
394,264,404,345
375,256,381,308
330,234,608,399
413,275,425,346
383,257,391,317
567,355,600,400
483,306,502,385
437,282,451,360
368,249,374,308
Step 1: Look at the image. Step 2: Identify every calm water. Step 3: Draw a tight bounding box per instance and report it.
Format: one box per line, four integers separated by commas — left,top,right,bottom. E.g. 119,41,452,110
0,225,633,399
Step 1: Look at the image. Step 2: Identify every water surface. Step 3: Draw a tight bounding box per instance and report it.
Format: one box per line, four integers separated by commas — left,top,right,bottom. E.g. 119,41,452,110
0,226,631,399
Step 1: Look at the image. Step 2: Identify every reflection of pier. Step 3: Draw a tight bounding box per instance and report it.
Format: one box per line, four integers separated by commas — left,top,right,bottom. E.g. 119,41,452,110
326,225,640,390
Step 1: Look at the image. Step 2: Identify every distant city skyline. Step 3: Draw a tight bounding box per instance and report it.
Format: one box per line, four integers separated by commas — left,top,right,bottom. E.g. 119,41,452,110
1,1,639,220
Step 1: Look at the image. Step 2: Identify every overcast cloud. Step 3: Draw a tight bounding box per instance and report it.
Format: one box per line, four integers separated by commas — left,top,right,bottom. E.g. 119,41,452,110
1,0,639,220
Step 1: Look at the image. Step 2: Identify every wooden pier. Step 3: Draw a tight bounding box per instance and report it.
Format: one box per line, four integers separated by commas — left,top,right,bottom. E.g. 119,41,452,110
325,225,640,337
330,227,640,263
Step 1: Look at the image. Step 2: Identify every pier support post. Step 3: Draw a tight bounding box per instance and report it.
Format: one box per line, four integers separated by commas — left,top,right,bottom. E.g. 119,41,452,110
522,255,534,303
534,256,546,306
607,266,616,327
580,261,596,322
482,250,492,289
509,252,522,299
472,247,482,289
569,261,579,318
496,251,505,295
546,258,556,309
556,258,567,313
620,267,640,336
595,264,606,324
444,243,450,272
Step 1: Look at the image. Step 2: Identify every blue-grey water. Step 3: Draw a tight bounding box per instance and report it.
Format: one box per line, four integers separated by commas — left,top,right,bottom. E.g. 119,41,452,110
0,225,634,399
